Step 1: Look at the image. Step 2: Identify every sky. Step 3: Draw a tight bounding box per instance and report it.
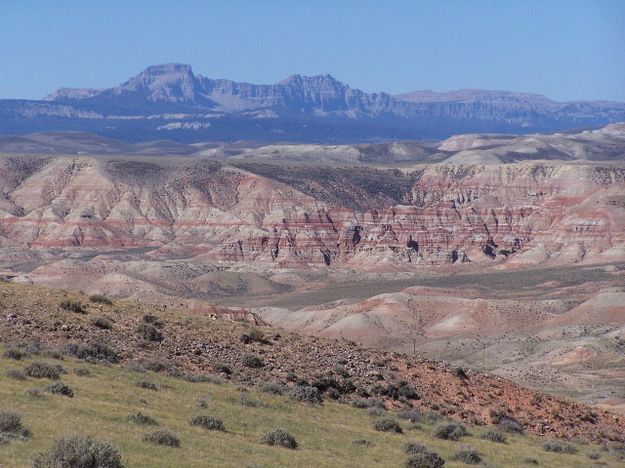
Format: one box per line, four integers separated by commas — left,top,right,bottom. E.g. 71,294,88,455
1,0,624,101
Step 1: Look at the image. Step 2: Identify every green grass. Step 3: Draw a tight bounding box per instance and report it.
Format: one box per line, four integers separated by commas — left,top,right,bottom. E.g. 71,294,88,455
0,351,620,467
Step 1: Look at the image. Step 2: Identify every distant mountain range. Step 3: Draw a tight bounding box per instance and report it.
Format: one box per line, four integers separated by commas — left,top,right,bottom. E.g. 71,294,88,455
1,63,624,143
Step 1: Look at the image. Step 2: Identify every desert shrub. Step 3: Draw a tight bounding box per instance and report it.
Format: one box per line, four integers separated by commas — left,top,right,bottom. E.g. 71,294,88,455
451,446,481,464
136,380,158,391
482,429,507,443
367,406,386,417
587,451,601,460
452,367,468,379
25,388,45,399
353,439,374,446
143,429,180,448
543,440,578,454
60,300,86,314
143,360,171,373
0,411,30,439
498,418,524,434
260,428,298,449
260,382,284,395
375,380,419,400
42,350,64,360
213,363,232,375
63,342,119,363
32,436,122,468
240,328,270,345
424,411,441,422
178,372,215,383
350,399,374,409
3,348,26,360
89,294,112,305
136,323,163,342
397,409,421,422
6,369,26,380
405,449,445,468
142,314,164,327
127,412,158,426
74,367,91,377
24,362,61,379
45,382,74,397
190,415,225,431
18,342,44,355
332,365,350,378
126,361,146,373
403,442,428,454
373,418,403,433
239,393,267,408
287,385,322,404
434,422,467,440
490,409,523,433
91,317,113,330
242,354,264,368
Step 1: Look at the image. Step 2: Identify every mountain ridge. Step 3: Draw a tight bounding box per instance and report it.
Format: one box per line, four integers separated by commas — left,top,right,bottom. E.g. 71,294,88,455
2,63,625,142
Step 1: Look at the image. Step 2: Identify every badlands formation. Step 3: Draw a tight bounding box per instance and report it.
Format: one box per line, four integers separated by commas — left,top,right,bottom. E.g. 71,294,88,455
0,125,624,412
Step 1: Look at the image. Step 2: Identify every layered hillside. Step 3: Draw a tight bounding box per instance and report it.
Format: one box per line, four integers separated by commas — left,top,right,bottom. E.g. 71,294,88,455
0,156,624,270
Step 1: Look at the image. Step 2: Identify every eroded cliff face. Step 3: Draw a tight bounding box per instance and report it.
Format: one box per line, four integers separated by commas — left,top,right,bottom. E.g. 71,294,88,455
1,156,624,269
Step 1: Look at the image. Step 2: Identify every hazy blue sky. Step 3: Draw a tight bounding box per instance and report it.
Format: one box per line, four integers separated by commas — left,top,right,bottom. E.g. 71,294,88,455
1,0,624,101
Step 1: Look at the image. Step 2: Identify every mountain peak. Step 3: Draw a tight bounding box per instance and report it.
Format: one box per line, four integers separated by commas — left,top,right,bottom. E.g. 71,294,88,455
139,63,195,77
278,73,344,86
116,63,199,103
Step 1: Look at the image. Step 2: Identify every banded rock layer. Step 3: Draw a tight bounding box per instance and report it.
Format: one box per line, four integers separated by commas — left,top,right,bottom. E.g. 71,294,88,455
0,156,624,269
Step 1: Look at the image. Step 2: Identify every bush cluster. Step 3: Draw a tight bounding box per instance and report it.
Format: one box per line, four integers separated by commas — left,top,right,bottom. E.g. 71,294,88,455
60,300,86,314
287,385,322,404
260,428,298,449
127,412,158,426
451,446,481,464
142,314,164,328
240,328,270,345
136,323,163,342
64,342,119,363
260,382,284,395
3,348,26,360
498,418,524,434
434,422,467,441
89,294,113,305
143,429,180,448
136,380,158,391
543,440,578,454
24,362,62,379
0,411,30,440
91,317,113,330
403,442,445,467
373,418,403,433
45,382,74,397
482,428,507,443
32,436,123,468
6,369,26,380
189,415,225,431
242,354,264,368
74,367,91,377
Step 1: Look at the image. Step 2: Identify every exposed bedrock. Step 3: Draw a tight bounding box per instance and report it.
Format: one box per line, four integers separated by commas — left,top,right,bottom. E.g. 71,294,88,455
0,156,624,268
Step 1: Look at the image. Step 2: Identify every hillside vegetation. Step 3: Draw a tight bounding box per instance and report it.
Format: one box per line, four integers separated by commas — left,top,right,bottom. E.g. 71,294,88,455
1,351,623,467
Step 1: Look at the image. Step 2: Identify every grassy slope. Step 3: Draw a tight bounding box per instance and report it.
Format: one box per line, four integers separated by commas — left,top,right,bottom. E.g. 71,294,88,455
0,352,619,467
